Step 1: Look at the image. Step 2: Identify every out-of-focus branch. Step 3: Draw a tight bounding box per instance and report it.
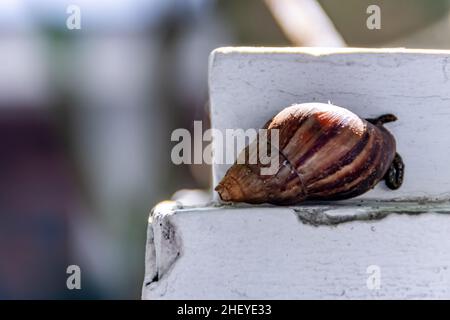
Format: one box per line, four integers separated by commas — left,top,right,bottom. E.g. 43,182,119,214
265,0,346,47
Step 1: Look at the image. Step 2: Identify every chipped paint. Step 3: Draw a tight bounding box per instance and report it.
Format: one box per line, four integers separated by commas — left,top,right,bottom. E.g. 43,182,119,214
143,201,183,291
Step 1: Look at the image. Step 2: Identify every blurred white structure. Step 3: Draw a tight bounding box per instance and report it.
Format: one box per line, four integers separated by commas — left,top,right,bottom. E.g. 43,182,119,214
0,1,50,107
265,0,345,46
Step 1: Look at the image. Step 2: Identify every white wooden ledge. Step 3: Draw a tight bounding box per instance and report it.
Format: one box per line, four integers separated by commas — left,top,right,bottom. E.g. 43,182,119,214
143,201,450,299
143,48,450,299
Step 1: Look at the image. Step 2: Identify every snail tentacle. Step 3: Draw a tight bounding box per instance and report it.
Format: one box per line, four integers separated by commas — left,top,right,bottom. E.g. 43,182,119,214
366,114,397,126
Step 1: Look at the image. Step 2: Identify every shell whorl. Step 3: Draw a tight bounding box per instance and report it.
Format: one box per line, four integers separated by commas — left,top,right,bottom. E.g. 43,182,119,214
215,103,397,205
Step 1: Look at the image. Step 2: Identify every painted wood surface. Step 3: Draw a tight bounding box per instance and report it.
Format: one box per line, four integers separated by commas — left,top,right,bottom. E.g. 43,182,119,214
143,202,450,299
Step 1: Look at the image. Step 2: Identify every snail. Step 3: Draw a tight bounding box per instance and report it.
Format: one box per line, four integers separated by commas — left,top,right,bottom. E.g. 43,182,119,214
215,103,404,205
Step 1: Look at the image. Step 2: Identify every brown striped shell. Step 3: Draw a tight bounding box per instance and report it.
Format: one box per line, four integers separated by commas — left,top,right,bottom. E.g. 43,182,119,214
215,103,397,205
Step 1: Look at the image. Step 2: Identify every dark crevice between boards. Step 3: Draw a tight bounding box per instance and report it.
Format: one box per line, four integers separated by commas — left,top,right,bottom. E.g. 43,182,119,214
292,201,450,226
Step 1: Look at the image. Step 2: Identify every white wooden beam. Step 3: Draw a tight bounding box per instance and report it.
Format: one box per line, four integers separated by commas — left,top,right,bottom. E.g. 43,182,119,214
209,47,450,201
143,201,450,299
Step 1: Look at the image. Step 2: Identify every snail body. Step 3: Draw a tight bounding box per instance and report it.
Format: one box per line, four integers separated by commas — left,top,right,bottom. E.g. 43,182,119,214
215,103,404,205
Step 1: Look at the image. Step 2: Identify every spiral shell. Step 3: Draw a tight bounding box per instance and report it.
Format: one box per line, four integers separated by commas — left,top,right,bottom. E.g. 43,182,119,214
215,103,398,205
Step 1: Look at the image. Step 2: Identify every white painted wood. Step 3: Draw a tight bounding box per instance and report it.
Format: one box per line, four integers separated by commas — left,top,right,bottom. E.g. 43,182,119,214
143,48,450,300
209,47,450,201
143,202,450,299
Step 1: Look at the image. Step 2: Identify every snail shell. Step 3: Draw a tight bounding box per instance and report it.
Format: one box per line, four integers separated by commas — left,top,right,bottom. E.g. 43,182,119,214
215,103,398,205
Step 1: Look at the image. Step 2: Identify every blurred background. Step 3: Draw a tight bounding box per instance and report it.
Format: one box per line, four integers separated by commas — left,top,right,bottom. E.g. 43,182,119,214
1,0,450,299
